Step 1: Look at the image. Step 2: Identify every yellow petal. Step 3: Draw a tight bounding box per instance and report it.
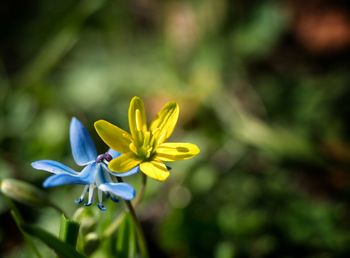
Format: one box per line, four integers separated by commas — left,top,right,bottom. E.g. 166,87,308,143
140,160,170,181
94,120,132,153
108,152,142,172
156,142,200,162
150,102,179,145
128,96,147,144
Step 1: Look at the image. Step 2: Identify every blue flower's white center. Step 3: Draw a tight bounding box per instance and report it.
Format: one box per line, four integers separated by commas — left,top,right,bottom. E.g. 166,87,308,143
75,160,118,211
75,184,119,211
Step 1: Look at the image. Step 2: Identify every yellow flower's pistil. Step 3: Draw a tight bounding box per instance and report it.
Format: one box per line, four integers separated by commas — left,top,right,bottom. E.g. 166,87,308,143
94,96,200,181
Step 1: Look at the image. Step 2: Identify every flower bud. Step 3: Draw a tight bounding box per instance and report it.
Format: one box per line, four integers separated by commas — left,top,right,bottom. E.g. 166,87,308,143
72,207,97,234
0,178,50,207
84,232,100,255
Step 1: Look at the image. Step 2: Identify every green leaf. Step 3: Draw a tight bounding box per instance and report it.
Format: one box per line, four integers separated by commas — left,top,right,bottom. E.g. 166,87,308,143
10,210,43,258
59,214,80,248
116,214,136,258
19,220,86,258
83,232,100,256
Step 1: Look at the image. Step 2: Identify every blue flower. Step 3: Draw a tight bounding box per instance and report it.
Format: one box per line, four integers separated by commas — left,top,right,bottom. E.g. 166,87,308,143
31,117,136,211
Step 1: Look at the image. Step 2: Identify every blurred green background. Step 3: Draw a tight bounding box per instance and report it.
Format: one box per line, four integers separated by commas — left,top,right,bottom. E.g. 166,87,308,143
2,0,350,257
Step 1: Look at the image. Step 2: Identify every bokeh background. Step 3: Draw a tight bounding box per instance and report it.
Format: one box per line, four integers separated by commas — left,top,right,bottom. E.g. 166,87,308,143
2,0,350,257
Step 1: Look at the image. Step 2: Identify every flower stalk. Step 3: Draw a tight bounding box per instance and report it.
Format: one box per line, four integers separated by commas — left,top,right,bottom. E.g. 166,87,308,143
117,176,149,258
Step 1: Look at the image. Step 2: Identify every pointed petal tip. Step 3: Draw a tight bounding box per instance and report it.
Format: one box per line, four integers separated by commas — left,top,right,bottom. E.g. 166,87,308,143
129,96,145,113
31,161,38,168
31,160,49,169
70,117,97,165
71,116,78,123
168,101,179,108
131,96,142,102
151,173,170,182
94,119,105,128
192,144,200,155
30,160,77,175
156,142,200,162
123,188,136,200
139,161,170,181
70,116,82,129
42,178,54,188
94,120,132,153
150,100,180,144
98,183,136,200
94,120,114,132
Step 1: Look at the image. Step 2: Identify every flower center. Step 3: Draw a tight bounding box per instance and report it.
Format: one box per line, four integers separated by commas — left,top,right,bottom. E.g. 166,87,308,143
96,152,113,163
130,130,157,161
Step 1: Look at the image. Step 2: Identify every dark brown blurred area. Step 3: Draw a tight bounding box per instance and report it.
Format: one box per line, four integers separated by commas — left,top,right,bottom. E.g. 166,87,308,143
291,0,350,53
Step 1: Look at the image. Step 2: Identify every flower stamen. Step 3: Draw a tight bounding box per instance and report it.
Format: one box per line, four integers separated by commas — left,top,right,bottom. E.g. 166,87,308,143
97,189,106,211
75,185,89,204
85,185,95,206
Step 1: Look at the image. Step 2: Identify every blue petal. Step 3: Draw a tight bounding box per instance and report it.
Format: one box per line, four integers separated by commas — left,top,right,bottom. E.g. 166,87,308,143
95,164,111,185
109,166,140,177
43,174,88,188
70,117,97,166
107,148,121,159
43,163,97,188
76,162,98,184
98,183,135,200
31,160,77,175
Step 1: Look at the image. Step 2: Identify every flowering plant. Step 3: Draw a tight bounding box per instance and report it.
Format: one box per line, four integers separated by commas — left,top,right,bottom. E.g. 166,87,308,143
1,96,200,258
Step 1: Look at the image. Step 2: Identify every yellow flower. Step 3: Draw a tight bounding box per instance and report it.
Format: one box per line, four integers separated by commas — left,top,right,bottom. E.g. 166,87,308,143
94,96,200,181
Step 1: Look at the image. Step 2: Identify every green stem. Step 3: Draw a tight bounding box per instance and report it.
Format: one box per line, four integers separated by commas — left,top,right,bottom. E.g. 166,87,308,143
103,212,126,238
102,173,147,239
133,173,147,207
115,176,149,258
124,199,149,258
59,214,80,247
